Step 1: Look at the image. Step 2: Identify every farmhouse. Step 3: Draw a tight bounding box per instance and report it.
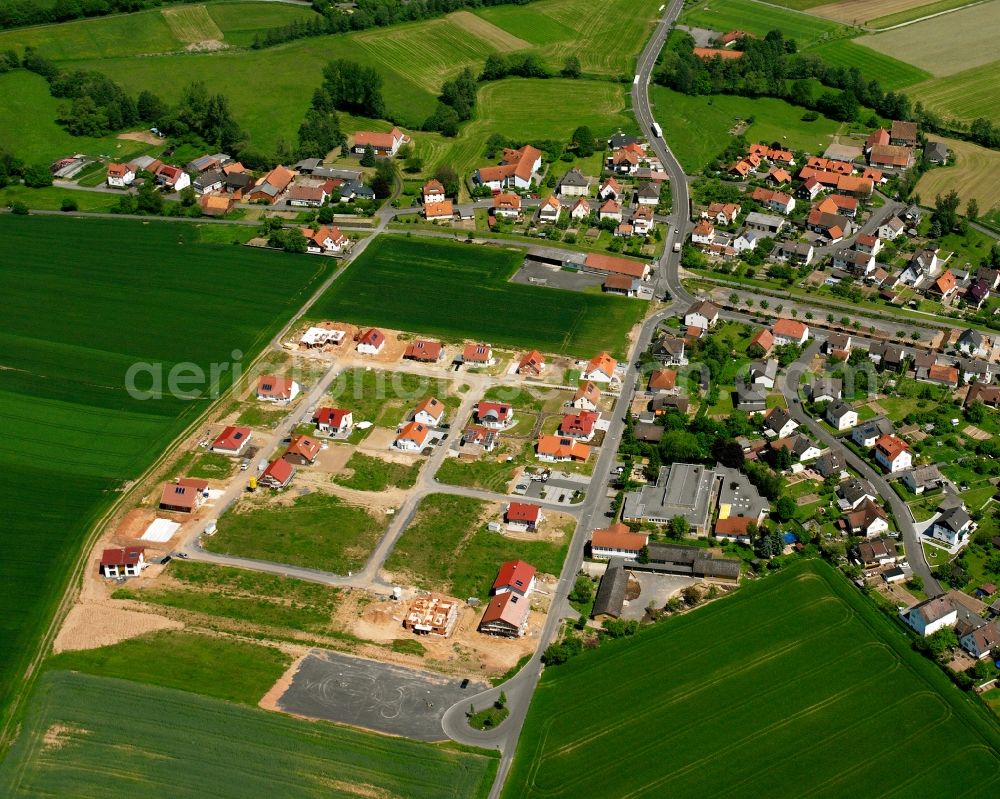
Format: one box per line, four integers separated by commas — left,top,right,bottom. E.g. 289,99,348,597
413,397,445,427
621,463,715,533
158,478,208,513
248,165,294,203
693,47,743,60
395,421,430,452
403,594,459,637
283,434,321,465
313,407,352,436
869,144,915,171
353,128,408,157
536,435,590,462
211,425,252,455
106,162,135,188
257,375,300,403
260,458,295,489
403,339,444,362
890,120,918,148
505,502,543,532
582,352,618,383
357,328,386,355
590,522,648,560
99,546,145,578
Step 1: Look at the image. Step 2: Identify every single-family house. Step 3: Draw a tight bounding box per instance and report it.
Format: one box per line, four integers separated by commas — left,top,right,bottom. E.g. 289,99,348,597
854,233,882,257
257,375,299,404
571,381,602,411
302,226,348,254
100,546,145,578
560,410,600,441
961,622,1000,659
518,350,545,376
422,179,446,203
314,407,352,436
154,164,190,192
583,352,618,383
283,434,321,465
807,377,842,403
929,505,975,548
648,368,677,393
106,162,135,188
395,421,430,452
929,269,958,300
260,458,295,489
874,434,911,473
691,219,715,245
825,399,858,431
806,210,850,242
748,328,775,356
772,318,809,346
825,333,853,357
211,425,253,456
902,464,944,495
462,425,498,451
766,166,791,186
957,328,988,358
538,195,561,224
424,200,454,221
773,241,814,266
478,591,530,637
599,199,623,222
924,141,949,165
706,202,741,225
492,192,521,218
475,400,514,429
815,448,848,480
570,198,591,220
965,278,991,309
462,342,494,365
771,434,822,464
924,363,959,388
505,503,543,532
838,478,878,511
684,300,720,332
845,498,889,537
158,478,208,513
474,144,542,190
635,182,660,206
904,596,957,636
747,359,777,389
851,417,894,448
413,397,445,427
651,334,686,364
558,168,590,197
403,339,444,363
357,328,386,355
750,187,795,214
536,435,590,462
878,216,905,241
598,177,622,201
762,406,798,439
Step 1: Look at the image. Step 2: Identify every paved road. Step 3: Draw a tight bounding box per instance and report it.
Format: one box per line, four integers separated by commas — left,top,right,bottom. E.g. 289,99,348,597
781,338,941,594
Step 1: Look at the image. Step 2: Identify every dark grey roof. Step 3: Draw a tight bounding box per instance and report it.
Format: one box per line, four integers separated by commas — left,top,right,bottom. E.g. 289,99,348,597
226,171,252,189
644,543,740,579
559,168,589,188
826,399,854,421
840,478,876,505
936,505,972,533
815,448,845,477
193,169,224,190
591,559,628,618
764,407,793,434
609,133,640,149
637,182,659,199
634,422,664,443
924,142,948,162
959,328,983,347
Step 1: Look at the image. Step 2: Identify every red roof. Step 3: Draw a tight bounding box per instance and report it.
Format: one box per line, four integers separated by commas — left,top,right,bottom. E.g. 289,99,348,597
573,381,601,406
560,410,599,438
492,560,536,594
101,546,144,568
875,435,909,459
537,435,590,460
585,352,617,378
648,369,676,390
396,421,429,446
749,329,774,352
518,350,545,374
314,407,350,427
211,425,251,452
424,200,454,218
463,343,493,362
693,47,743,59
285,434,321,462
354,128,403,150
772,318,807,339
591,523,648,552
506,502,541,524
262,458,294,484
159,478,208,511
359,328,385,347
715,516,754,535
404,340,443,361
257,374,296,400
476,401,513,422
414,396,444,419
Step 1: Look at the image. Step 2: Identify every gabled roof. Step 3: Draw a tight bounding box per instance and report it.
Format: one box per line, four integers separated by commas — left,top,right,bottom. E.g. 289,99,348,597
648,369,676,391
262,458,294,484
285,434,321,462
314,407,351,427
396,421,430,445
874,434,909,460
212,425,251,451
463,342,493,362
101,546,144,568
359,328,385,347
537,435,590,460
573,381,601,406
506,502,541,524
492,560,536,594
404,340,443,361
585,352,617,378
591,523,648,552
772,318,807,339
414,396,444,419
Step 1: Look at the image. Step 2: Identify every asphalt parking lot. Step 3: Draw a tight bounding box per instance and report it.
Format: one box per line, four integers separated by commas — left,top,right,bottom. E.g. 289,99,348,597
277,649,486,741
520,475,588,504
512,261,604,292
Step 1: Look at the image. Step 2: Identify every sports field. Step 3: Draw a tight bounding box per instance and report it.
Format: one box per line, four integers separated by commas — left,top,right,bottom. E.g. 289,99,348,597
308,236,646,357
915,136,1000,219
0,215,331,735
503,561,1000,798
856,0,1000,76
0,671,498,798
909,59,1000,124
650,87,841,171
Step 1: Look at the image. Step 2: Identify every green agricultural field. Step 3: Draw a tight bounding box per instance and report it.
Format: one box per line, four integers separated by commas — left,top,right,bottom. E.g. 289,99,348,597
0,214,331,734
909,59,1000,124
206,1,320,47
679,0,845,46
46,630,290,705
0,71,155,165
308,236,645,358
384,494,569,600
0,671,498,798
504,560,1000,798
204,492,383,574
867,0,980,28
650,87,841,171
808,39,929,89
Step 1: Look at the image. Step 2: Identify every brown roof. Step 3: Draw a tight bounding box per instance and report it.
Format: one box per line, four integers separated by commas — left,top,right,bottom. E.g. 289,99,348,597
404,340,443,361
890,120,917,143
354,127,403,150
285,434,321,462
424,200,454,218
648,369,677,391
583,252,647,279
591,524,648,552
870,144,912,167
288,185,326,201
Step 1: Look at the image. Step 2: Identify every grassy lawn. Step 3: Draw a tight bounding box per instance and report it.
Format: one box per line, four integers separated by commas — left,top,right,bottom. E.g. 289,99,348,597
0,671,498,798
0,214,331,730
649,87,841,172
204,492,383,574
114,559,345,636
327,366,459,428
187,451,235,479
333,452,422,491
384,493,569,599
45,630,290,705
680,0,844,46
503,560,1000,798
808,40,929,90
435,442,532,492
308,236,646,358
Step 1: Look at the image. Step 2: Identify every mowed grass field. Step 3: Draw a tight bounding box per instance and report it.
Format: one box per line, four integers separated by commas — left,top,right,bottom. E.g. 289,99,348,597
909,59,1000,124
0,671,497,798
856,0,1000,76
651,86,841,171
916,136,1000,217
0,215,331,731
808,0,976,26
808,39,929,89
866,0,982,27
309,236,646,358
0,2,316,60
383,494,570,600
503,561,1000,798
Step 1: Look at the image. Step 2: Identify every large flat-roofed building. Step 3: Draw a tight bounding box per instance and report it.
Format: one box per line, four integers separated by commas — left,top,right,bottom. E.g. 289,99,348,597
621,463,717,533
715,466,768,526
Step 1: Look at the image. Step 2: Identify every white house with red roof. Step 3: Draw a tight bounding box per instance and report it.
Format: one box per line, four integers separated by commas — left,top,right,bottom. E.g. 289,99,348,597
260,458,295,488
599,199,622,222
357,328,386,355
874,435,911,473
462,343,494,365
538,195,561,224
560,410,600,441
413,397,445,427
771,319,809,346
492,560,536,596
211,425,252,455
537,435,590,462
422,178,446,203
582,352,618,383
517,350,545,376
570,197,591,220
313,407,352,436
159,478,208,513
352,127,409,157
571,381,601,411
257,375,300,403
106,162,135,188
100,546,145,578
590,522,648,560
475,401,514,429
395,421,430,451
302,226,348,254
504,502,543,532
154,164,190,191
492,192,521,218
283,434,322,465
474,144,542,190
478,591,530,638
598,177,622,200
